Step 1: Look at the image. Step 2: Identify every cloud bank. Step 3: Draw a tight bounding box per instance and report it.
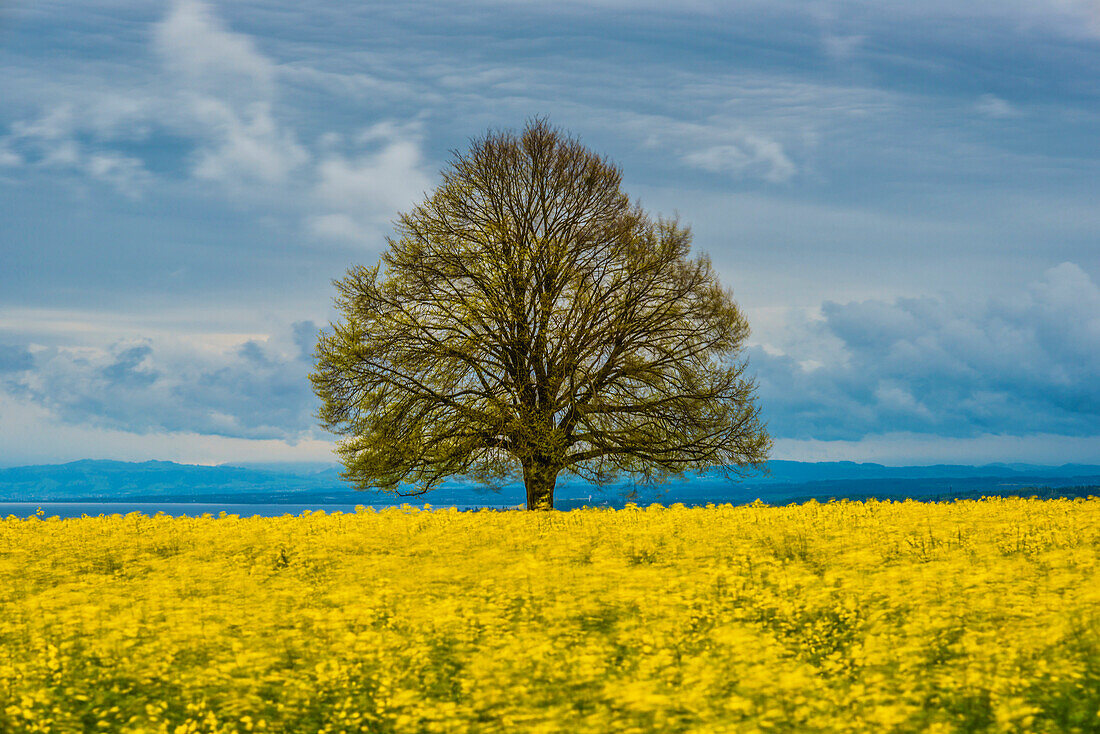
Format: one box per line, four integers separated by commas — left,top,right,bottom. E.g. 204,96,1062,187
1,263,1095,455
754,262,1100,440
0,0,435,247
2,322,321,441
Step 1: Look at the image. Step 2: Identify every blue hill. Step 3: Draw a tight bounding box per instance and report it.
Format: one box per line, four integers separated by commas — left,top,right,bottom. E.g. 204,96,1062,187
0,459,1097,507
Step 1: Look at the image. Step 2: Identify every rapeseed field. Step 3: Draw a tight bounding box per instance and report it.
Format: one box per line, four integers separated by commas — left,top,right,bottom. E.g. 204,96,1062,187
1,498,1098,733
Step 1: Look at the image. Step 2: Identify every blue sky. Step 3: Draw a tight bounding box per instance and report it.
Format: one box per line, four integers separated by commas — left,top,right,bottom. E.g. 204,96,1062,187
0,0,1098,467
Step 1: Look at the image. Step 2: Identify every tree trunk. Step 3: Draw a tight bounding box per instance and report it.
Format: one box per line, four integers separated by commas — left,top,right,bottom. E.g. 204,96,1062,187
522,459,558,511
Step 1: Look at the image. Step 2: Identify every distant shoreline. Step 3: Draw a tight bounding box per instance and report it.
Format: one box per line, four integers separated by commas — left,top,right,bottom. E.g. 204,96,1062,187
0,502,523,519
3,459,1098,511
3,485,1098,519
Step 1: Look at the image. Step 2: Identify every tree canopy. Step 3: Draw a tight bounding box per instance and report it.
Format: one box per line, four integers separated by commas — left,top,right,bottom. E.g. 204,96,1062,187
311,119,770,510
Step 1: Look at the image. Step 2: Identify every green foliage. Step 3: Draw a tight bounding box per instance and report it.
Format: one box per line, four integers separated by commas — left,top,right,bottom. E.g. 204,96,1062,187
312,119,770,508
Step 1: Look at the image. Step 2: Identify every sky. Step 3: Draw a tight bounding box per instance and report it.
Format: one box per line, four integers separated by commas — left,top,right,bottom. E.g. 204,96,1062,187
0,0,1098,467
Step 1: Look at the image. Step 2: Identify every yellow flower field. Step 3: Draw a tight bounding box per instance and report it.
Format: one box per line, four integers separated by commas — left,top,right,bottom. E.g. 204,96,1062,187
1,498,1098,733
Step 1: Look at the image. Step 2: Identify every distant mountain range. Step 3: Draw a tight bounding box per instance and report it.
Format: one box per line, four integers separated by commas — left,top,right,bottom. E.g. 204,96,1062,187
0,459,1097,508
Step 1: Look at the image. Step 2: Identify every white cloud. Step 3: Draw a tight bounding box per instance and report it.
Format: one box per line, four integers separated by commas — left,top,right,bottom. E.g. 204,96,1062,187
974,93,1017,118
154,0,276,103
39,139,80,167
154,0,308,190
307,213,366,242
85,152,151,198
3,322,323,441
0,0,438,236
308,122,435,244
684,135,797,183
9,105,76,141
0,390,335,467
0,0,432,221
753,262,1100,440
0,106,153,197
315,132,429,214
186,97,308,187
1018,0,1100,40
608,109,812,187
822,33,865,60
0,1,312,195
772,431,1100,465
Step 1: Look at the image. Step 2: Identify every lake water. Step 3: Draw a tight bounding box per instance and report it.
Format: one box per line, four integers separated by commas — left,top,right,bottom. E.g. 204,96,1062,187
0,502,521,519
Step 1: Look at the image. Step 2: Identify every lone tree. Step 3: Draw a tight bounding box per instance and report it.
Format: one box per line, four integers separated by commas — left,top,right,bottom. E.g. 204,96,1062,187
311,120,770,510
